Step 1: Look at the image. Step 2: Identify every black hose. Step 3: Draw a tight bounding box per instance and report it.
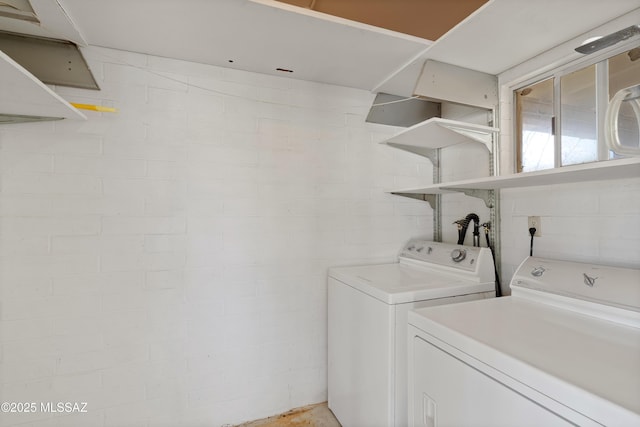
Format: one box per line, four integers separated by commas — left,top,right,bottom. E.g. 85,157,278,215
454,220,466,245
456,224,466,245
483,224,502,297
454,213,480,246
471,216,480,247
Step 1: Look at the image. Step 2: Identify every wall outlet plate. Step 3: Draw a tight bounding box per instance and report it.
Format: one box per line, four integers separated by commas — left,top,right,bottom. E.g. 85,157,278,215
528,216,541,236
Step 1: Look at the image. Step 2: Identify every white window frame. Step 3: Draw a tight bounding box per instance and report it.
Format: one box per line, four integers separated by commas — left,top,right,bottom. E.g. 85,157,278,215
512,39,639,172
497,9,640,176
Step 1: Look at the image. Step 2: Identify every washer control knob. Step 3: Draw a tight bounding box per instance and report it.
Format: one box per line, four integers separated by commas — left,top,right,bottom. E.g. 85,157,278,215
451,249,467,263
531,267,545,277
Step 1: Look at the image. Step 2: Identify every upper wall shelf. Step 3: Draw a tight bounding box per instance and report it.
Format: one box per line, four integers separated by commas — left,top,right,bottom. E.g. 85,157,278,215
441,157,640,190
381,117,499,160
422,0,640,75
0,50,86,124
374,1,640,97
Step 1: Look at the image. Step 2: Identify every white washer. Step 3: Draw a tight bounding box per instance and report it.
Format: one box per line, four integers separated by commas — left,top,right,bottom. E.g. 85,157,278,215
328,239,496,427
408,256,640,427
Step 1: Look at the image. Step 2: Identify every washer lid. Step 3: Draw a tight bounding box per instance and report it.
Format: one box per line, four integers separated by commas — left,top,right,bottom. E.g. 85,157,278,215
408,297,640,425
328,263,493,304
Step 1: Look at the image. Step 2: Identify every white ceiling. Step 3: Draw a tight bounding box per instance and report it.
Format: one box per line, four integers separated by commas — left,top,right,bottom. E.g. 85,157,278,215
1,0,639,97
49,0,432,92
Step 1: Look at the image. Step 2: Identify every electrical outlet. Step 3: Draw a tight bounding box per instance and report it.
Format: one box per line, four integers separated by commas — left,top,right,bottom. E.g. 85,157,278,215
528,216,541,236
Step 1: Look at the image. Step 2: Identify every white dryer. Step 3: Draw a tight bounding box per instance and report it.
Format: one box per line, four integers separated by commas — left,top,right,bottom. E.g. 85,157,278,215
328,239,497,427
408,256,640,427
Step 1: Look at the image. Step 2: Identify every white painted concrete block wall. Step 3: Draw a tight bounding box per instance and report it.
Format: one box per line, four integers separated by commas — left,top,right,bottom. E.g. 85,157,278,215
439,103,492,247
500,178,640,286
0,47,432,427
439,144,491,246
496,89,637,277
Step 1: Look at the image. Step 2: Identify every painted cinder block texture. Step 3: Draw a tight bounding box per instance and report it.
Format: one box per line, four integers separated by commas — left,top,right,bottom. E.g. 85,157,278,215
0,46,431,426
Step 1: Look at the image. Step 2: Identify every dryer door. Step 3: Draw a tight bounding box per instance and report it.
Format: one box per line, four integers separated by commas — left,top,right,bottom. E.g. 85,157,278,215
409,336,583,427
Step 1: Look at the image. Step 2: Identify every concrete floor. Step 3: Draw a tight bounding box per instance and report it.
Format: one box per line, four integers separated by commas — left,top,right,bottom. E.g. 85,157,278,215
236,402,341,427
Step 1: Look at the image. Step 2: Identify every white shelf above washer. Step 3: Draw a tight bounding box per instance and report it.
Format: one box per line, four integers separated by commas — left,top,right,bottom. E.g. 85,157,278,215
0,49,86,123
444,157,640,190
382,117,498,154
389,157,640,207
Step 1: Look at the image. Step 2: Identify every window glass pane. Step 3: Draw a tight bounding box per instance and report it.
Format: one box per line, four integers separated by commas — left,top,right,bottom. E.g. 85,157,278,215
516,78,554,172
609,46,640,94
608,47,640,157
560,65,597,166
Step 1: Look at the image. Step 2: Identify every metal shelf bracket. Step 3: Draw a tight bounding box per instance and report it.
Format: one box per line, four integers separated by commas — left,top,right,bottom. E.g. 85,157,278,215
387,143,439,166
391,192,437,210
442,188,494,208
445,126,493,152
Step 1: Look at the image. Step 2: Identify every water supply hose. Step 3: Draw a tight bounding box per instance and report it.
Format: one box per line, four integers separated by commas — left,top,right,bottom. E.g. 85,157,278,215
453,213,480,246
482,222,502,297
454,221,466,245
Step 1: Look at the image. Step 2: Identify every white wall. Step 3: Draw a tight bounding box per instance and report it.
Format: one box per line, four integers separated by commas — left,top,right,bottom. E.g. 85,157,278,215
0,47,432,427
500,178,640,282
439,103,493,246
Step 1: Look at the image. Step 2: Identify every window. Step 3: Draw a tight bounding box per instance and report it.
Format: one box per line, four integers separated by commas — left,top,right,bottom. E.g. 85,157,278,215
516,79,554,172
560,64,597,166
608,48,640,156
515,44,640,172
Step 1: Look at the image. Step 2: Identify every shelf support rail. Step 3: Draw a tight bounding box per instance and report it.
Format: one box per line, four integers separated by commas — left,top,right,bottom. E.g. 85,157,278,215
433,149,442,242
